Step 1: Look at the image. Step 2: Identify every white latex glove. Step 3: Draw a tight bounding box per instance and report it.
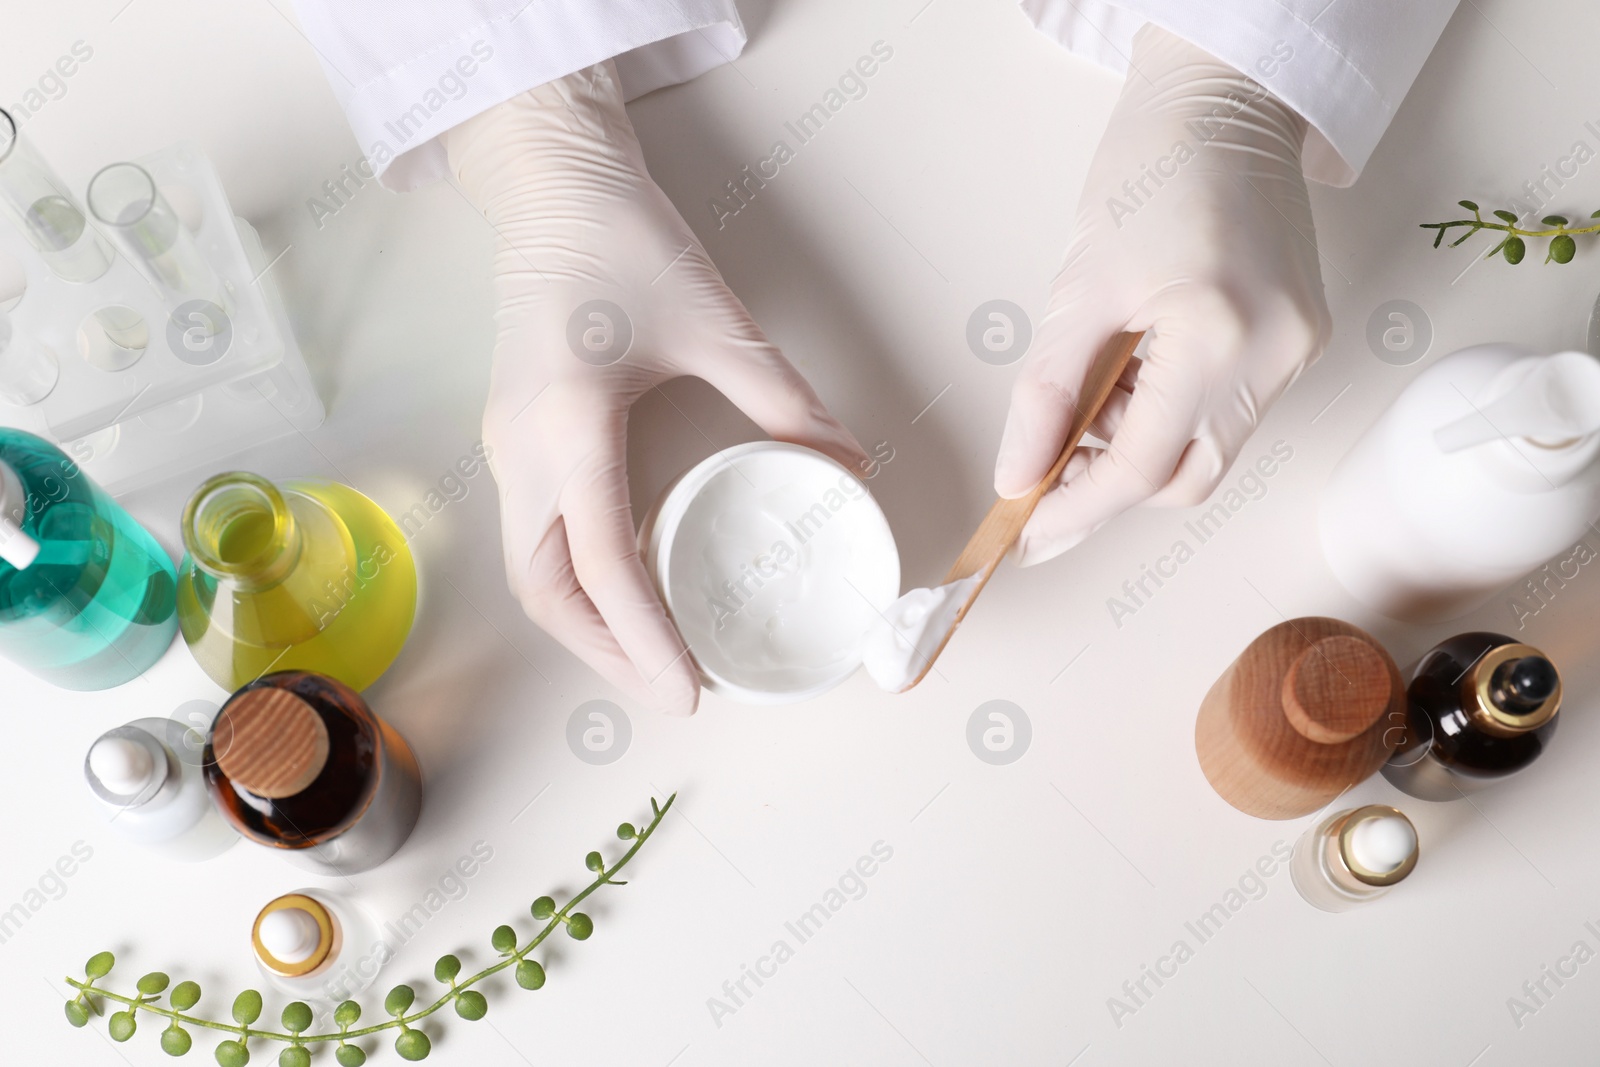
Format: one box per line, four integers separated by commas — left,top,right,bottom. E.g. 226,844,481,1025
996,25,1330,566
446,62,868,716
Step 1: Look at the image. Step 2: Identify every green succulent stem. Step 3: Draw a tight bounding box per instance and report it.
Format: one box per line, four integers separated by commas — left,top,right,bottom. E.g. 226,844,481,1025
65,794,674,1054
1421,201,1600,264
1422,219,1600,241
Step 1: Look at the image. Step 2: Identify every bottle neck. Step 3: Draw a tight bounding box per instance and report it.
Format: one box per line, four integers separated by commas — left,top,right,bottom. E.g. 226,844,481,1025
182,472,302,589
0,459,40,570
1462,641,1561,735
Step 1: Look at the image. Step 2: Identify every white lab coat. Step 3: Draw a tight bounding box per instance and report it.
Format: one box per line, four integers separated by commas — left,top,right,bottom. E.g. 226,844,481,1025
288,0,746,191
290,0,1458,191
1019,0,1461,187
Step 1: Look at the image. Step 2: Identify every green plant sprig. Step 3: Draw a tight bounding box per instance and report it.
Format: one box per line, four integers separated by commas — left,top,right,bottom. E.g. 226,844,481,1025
63,794,675,1065
1421,200,1600,264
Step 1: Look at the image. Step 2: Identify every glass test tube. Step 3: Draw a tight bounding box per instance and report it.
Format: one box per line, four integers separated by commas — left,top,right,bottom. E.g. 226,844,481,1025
0,307,58,405
0,109,113,283
86,162,226,314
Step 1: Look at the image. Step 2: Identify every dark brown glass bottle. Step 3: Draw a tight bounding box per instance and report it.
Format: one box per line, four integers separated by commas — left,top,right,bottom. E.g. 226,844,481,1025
204,670,422,874
1382,632,1560,800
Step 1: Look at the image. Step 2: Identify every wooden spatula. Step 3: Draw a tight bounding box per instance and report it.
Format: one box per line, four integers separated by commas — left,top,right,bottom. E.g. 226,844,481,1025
901,330,1143,690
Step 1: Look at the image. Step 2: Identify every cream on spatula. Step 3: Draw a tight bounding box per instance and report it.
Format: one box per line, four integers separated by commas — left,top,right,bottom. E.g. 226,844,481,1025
863,331,1144,692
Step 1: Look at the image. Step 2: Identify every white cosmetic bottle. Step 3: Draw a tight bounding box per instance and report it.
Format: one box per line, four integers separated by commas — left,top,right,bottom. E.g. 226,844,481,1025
84,717,239,861
252,890,386,1004
1320,345,1600,622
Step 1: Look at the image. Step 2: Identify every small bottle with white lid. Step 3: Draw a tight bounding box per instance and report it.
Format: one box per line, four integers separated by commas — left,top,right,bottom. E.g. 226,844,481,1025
84,717,238,862
252,890,386,1004
1290,805,1418,912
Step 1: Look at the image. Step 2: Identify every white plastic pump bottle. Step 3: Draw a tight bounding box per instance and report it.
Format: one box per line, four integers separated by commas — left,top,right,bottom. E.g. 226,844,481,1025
1320,345,1600,622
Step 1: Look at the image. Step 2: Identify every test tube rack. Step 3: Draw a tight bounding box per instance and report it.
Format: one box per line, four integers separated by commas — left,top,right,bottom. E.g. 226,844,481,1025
0,142,323,494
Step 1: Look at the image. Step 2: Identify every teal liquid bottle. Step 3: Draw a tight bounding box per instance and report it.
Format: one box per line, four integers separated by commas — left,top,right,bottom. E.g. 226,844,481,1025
0,429,178,689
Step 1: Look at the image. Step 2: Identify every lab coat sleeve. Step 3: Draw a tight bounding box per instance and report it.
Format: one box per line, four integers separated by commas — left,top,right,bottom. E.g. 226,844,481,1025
288,0,746,191
1017,0,1461,187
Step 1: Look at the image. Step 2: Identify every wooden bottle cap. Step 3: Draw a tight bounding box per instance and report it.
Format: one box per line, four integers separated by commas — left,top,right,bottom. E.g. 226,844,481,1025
1193,617,1404,820
214,689,330,799
1281,636,1391,744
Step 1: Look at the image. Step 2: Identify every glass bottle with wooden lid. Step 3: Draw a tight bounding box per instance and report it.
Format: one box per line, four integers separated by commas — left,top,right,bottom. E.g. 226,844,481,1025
203,670,422,875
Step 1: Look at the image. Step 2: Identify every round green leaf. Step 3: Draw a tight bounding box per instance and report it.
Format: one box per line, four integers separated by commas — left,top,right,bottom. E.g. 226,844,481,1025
395,1029,432,1061
454,991,488,1021
1504,237,1527,264
530,896,556,920
334,1000,362,1027
64,1000,90,1027
1591,209,1600,219
232,989,263,1026
384,985,416,1017
616,822,636,840
566,912,594,940
137,972,171,996
281,1002,313,1034
1550,235,1577,264
1543,215,1569,227
215,1039,251,1067
162,1025,194,1057
1494,209,1519,224
85,951,115,979
491,925,517,954
278,1047,310,1067
170,981,203,1011
336,1045,368,1067
585,851,604,872
433,954,461,983
515,960,546,990
1458,199,1479,212
109,1011,137,1042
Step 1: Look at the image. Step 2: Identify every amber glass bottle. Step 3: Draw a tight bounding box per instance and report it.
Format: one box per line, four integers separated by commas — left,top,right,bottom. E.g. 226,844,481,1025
203,670,421,875
1382,632,1560,800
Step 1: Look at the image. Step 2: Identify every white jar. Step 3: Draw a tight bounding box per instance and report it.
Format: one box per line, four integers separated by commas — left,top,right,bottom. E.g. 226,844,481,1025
84,717,238,862
1319,345,1600,622
252,889,386,1005
639,442,901,704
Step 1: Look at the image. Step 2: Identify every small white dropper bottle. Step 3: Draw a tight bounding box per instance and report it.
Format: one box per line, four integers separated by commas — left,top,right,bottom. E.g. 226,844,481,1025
84,718,239,862
1320,345,1600,622
252,891,385,1004
1290,805,1419,912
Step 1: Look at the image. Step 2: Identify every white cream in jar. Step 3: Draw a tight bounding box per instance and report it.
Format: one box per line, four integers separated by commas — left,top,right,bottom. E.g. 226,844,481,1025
639,442,900,703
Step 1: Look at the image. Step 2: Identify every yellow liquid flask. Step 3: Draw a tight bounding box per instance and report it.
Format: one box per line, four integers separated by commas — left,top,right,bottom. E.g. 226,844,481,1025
176,472,416,691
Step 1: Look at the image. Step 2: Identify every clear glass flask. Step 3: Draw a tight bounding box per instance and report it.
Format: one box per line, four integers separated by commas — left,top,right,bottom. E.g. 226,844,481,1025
0,109,113,283
0,428,178,689
176,472,417,691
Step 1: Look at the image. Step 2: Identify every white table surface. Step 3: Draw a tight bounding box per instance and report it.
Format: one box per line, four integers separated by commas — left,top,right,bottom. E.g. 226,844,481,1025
6,1,1600,1064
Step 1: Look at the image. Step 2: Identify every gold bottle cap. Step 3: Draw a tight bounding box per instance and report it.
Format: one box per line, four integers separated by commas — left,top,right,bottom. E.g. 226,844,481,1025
1467,643,1561,735
252,893,334,976
1336,805,1419,887
214,689,330,798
